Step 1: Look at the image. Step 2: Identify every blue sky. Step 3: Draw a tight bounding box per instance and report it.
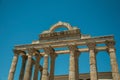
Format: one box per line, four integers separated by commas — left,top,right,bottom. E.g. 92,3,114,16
0,0,120,80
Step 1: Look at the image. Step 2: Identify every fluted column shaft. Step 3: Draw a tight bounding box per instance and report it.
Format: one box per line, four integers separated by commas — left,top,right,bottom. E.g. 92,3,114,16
33,54,42,80
87,42,98,80
8,50,19,80
75,53,80,80
106,40,119,80
49,54,56,80
19,56,27,80
23,49,33,80
41,54,49,80
68,45,79,80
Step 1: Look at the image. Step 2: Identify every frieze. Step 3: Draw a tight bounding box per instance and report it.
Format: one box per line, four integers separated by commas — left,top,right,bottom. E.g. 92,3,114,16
39,29,81,41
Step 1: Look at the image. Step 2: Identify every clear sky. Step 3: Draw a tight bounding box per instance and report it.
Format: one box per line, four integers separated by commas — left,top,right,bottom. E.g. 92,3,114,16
0,0,120,80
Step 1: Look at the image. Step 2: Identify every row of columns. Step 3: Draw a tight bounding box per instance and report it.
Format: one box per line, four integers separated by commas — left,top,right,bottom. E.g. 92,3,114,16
8,40,119,80
8,48,43,80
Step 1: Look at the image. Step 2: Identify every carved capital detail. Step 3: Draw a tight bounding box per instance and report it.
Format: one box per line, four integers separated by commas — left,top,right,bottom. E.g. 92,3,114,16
105,40,115,48
50,53,57,59
27,48,35,56
68,44,80,57
13,49,24,56
43,46,54,54
87,41,96,50
27,48,40,56
68,44,77,51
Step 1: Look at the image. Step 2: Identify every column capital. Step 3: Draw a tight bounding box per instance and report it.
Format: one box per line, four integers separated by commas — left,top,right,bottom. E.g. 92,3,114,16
68,44,80,57
27,48,38,56
43,46,54,54
105,40,115,48
50,53,57,59
87,41,96,50
35,54,42,60
34,50,42,58
13,49,24,56
49,48,57,59
68,44,78,51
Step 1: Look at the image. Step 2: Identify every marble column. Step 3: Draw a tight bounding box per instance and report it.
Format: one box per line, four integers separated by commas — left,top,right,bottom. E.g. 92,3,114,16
29,62,33,80
41,53,49,80
23,48,34,80
33,54,42,80
87,42,98,80
8,50,20,80
19,55,27,80
40,68,43,80
75,52,80,80
106,40,119,80
68,45,79,80
49,53,57,80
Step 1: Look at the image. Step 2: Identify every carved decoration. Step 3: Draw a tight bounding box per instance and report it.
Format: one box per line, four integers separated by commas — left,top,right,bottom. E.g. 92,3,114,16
68,44,77,51
43,46,55,54
87,41,96,50
27,48,40,55
105,40,115,48
49,21,73,32
13,49,25,55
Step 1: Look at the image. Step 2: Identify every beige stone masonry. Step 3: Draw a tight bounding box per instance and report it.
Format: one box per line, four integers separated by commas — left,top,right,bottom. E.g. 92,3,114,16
23,48,34,80
106,40,119,80
87,41,98,80
8,50,19,80
33,53,42,80
19,55,27,80
8,22,119,80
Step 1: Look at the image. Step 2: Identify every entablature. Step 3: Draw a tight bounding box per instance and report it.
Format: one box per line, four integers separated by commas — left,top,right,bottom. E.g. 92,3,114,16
15,35,114,52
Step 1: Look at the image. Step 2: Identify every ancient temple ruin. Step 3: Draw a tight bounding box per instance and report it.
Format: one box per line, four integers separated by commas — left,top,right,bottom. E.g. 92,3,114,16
8,21,120,80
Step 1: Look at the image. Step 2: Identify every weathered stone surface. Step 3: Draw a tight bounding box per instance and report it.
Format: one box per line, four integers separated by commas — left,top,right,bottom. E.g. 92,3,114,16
19,55,27,80
68,45,80,80
49,52,57,80
106,40,119,80
8,52,19,80
33,53,42,80
8,22,119,80
41,54,49,80
87,42,98,80
23,48,34,80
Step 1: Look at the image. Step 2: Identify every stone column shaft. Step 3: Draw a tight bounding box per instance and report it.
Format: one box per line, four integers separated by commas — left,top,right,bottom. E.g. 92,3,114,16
109,48,119,80
89,49,97,80
33,55,41,80
106,40,119,80
68,45,79,80
41,54,49,80
29,62,33,80
69,50,76,80
49,54,56,80
75,53,79,80
23,49,33,80
87,42,98,80
19,56,27,80
8,52,19,80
